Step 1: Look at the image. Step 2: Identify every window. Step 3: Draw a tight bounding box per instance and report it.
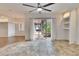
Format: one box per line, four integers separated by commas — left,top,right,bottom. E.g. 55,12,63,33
19,23,24,31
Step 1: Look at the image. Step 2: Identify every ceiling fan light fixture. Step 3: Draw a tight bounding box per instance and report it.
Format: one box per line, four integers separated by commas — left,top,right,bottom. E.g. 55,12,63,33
37,8,42,11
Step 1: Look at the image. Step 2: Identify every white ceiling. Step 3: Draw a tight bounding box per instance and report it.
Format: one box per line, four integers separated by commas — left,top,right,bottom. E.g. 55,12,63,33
0,3,79,21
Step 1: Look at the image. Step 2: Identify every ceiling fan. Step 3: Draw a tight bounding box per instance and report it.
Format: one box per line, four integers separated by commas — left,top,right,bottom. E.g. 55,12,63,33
22,3,55,13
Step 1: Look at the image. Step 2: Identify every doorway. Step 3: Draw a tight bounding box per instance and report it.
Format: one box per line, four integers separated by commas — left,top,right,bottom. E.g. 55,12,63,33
32,19,51,40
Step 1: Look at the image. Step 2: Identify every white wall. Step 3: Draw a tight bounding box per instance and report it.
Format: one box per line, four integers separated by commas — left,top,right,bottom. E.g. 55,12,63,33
76,8,79,44
51,18,57,40
0,22,8,37
29,19,33,40
55,14,66,40
25,14,31,40
8,22,15,37
69,9,77,44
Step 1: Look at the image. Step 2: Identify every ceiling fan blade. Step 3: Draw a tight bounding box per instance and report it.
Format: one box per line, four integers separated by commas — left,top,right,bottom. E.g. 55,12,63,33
42,8,52,12
23,4,36,8
42,3,55,7
29,9,37,12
